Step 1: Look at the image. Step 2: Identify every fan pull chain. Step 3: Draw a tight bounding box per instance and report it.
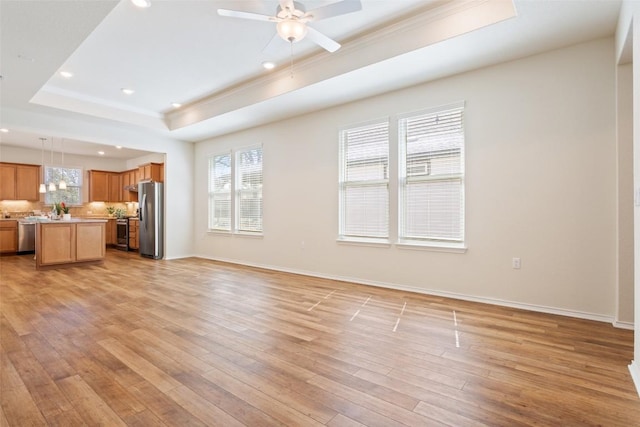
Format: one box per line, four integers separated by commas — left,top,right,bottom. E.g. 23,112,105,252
290,41,294,79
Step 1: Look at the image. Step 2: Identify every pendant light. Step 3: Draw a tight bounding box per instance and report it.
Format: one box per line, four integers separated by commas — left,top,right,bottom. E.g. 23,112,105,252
39,138,46,193
48,137,56,192
58,138,67,190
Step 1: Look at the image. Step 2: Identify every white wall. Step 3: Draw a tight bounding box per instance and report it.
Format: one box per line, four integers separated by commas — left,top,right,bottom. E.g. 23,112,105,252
194,38,620,320
618,0,640,395
617,62,634,327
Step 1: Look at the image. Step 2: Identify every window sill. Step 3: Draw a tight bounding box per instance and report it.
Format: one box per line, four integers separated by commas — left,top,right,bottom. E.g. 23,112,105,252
207,230,263,238
234,231,264,238
207,229,231,235
396,240,467,253
337,237,392,248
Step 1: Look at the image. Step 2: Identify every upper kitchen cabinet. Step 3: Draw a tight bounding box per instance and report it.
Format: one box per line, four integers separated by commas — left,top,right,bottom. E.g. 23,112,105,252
109,173,121,203
139,162,163,183
0,162,40,201
88,170,122,202
88,170,109,201
121,169,137,202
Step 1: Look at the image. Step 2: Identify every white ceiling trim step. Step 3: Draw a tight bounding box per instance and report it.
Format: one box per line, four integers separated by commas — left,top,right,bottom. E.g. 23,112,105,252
31,86,167,131
166,0,516,133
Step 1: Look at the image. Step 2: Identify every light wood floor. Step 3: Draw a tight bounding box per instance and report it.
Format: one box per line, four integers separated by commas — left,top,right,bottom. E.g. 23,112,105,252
1,250,639,426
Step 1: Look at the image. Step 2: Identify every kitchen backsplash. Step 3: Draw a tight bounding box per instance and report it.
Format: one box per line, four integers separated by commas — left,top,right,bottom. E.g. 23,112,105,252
0,200,138,218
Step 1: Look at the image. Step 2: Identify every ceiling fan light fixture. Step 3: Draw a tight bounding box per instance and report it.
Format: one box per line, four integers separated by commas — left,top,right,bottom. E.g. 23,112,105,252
277,19,307,43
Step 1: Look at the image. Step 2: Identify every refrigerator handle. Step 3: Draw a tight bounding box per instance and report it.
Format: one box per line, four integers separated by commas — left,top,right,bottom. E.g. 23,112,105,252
140,193,146,222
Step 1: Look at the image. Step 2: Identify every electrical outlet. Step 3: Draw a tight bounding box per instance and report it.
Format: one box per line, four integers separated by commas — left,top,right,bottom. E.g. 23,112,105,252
512,257,521,269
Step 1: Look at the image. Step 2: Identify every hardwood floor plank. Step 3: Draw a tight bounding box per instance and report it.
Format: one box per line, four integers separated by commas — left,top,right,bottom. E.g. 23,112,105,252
166,385,245,427
1,251,639,426
55,375,127,426
0,353,48,426
202,365,327,426
98,338,182,393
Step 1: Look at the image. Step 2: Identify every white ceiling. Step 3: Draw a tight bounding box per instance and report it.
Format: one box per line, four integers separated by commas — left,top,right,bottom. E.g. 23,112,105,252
0,0,622,159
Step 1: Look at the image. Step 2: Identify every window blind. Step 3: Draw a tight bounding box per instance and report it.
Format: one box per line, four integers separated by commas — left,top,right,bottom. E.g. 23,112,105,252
208,153,231,231
399,105,464,242
339,121,389,239
236,147,263,233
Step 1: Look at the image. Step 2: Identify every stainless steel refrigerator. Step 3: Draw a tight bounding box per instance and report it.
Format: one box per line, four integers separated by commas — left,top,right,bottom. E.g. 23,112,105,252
138,181,163,259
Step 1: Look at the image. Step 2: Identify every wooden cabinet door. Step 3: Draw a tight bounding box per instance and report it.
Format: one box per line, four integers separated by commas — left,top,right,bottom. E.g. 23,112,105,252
39,223,75,265
16,165,40,200
109,173,121,202
0,221,17,253
0,164,16,200
89,171,109,202
76,223,105,261
128,219,139,249
105,219,117,245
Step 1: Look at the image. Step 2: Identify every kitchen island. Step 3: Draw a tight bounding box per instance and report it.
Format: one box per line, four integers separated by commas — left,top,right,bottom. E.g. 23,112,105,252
36,219,107,270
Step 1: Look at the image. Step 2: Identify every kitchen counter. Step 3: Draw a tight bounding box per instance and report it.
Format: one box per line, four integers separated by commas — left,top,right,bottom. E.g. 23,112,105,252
36,219,107,270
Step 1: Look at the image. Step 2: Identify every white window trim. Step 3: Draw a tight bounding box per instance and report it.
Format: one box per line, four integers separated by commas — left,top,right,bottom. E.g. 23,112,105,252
207,151,232,232
397,101,466,247
338,117,390,243
234,144,263,235
43,165,84,206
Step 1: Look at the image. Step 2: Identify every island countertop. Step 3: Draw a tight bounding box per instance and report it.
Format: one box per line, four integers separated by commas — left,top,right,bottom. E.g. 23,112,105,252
36,220,106,270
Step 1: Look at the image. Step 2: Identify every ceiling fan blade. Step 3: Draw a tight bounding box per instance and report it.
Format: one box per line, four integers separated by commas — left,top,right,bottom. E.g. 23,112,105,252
217,8,274,22
305,0,362,22
306,26,341,52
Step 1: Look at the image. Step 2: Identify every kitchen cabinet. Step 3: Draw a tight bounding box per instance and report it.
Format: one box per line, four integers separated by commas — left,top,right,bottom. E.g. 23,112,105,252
122,169,138,202
76,222,106,261
36,220,106,270
138,162,163,183
88,170,109,201
106,218,117,245
109,173,122,203
88,170,123,202
0,163,40,201
128,218,139,250
0,220,18,254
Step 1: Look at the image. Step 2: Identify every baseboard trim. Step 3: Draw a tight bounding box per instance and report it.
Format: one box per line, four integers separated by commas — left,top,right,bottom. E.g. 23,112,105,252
613,320,635,330
196,255,617,325
629,361,640,397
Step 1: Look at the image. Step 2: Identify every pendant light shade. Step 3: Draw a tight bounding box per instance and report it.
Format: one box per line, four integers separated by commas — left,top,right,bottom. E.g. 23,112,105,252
58,137,67,190
39,138,47,193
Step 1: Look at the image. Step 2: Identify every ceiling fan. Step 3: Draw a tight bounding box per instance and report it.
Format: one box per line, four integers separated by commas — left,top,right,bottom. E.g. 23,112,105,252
217,0,362,53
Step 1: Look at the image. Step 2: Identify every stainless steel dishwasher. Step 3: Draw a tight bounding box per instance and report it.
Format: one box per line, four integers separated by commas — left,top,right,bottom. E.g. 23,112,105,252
18,220,36,254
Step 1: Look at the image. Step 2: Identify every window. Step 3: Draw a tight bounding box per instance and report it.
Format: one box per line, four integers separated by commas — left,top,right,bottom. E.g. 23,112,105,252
44,166,83,205
235,147,263,233
399,103,465,244
207,146,263,234
339,120,389,239
208,153,232,231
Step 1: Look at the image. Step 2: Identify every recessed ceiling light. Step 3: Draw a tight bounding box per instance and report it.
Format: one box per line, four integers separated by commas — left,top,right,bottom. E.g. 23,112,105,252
60,71,73,78
171,103,182,109
131,0,151,8
262,61,276,70
115,146,122,149
121,88,134,95
0,128,8,133
98,151,105,156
